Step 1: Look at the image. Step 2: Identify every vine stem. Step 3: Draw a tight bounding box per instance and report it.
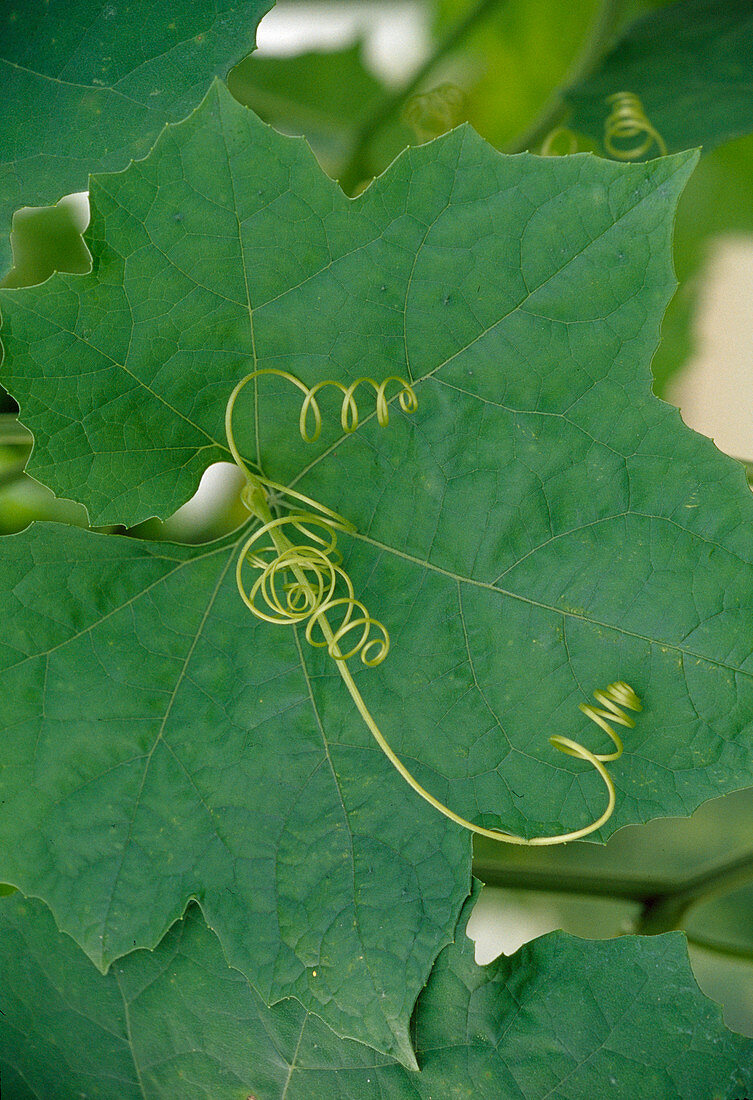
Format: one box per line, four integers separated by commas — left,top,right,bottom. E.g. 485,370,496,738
634,849,753,935
337,0,628,194
473,860,664,901
337,0,507,194
474,847,753,936
686,934,753,963
505,0,628,153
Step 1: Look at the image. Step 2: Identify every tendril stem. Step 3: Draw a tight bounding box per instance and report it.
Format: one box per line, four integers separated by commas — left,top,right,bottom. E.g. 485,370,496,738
227,369,640,845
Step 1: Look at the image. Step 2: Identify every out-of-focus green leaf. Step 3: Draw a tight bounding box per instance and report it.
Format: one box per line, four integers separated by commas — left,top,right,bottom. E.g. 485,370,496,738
0,0,274,277
228,42,411,177
433,0,601,150
1,194,91,290
653,131,753,394
2,888,752,1099
566,0,753,157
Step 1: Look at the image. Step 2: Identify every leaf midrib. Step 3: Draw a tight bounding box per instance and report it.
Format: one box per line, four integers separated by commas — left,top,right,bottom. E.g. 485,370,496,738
292,629,409,1057
348,526,753,683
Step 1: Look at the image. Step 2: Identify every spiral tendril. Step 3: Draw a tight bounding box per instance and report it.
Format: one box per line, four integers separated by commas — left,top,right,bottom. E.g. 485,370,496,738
603,91,667,160
226,368,640,845
539,127,579,157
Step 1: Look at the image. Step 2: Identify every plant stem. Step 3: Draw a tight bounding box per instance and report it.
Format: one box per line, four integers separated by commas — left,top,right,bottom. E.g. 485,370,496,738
687,933,753,963
473,859,662,901
474,847,753,935
634,849,753,935
505,0,628,153
0,459,28,491
337,0,506,194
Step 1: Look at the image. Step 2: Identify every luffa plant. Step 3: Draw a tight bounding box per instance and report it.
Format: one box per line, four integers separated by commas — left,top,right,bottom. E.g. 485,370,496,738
2,64,753,1091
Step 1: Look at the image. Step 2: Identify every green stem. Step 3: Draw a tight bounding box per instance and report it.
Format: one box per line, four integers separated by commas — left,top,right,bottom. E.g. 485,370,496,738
338,0,507,194
505,0,628,153
474,847,753,935
473,860,663,902
687,933,753,963
634,849,753,935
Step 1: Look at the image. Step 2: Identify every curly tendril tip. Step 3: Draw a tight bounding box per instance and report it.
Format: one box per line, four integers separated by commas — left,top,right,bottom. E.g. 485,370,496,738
226,368,640,845
603,91,667,160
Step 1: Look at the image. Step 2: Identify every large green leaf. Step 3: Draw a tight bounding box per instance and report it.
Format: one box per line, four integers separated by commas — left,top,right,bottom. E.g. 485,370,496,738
566,0,753,157
1,888,751,1098
7,81,753,1062
0,520,469,1067
0,80,700,529
0,0,273,278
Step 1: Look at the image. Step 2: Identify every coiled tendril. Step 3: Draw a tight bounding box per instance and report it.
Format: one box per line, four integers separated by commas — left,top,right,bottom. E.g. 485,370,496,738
226,369,641,844
539,127,579,157
603,91,667,160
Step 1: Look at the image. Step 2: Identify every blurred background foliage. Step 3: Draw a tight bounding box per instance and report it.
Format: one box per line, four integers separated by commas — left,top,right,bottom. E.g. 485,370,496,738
2,0,753,1039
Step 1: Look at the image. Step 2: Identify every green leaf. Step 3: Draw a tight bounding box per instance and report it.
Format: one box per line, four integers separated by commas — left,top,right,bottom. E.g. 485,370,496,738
434,0,601,152
227,43,397,178
566,0,753,157
7,81,753,1063
1,889,751,1099
0,520,469,1067
0,0,273,278
652,131,753,394
0,80,700,529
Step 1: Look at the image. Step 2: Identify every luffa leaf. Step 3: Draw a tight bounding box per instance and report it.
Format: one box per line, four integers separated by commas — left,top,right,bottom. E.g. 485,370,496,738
0,81,696,528
0,0,273,277
1,890,751,1099
0,521,469,1067
566,0,753,157
5,82,753,1062
227,43,403,179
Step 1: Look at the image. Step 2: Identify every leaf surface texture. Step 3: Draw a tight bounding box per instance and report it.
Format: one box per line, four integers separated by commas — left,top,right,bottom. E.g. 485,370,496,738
0,0,272,276
0,889,751,1099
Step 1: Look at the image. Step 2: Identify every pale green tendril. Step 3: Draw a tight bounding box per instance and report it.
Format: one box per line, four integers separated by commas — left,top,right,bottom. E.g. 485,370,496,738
539,127,579,157
604,91,667,159
226,369,641,844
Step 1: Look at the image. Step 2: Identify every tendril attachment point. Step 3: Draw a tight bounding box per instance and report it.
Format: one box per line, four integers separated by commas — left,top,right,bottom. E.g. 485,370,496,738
603,92,667,160
226,368,640,846
236,513,389,666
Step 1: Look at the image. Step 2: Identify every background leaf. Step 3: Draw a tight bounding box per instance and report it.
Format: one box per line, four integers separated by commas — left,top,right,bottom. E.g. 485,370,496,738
227,42,414,181
1,888,751,1099
0,0,274,277
566,0,753,157
652,131,753,394
433,0,601,152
